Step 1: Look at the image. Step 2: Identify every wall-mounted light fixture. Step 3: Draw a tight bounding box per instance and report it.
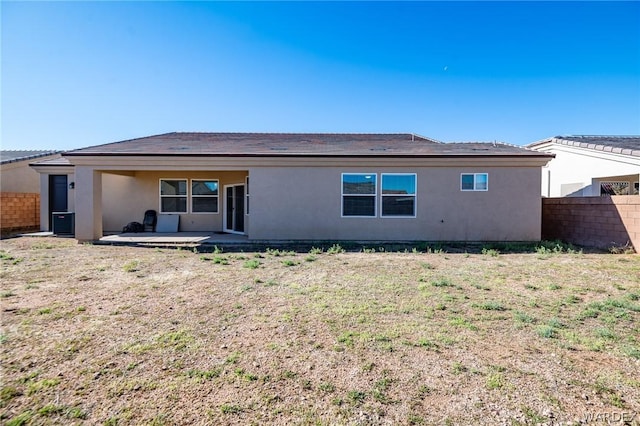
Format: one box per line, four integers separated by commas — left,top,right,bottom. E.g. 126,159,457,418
68,182,75,189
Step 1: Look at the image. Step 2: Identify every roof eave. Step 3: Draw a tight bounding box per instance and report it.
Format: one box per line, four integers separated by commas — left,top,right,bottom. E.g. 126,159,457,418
62,152,554,159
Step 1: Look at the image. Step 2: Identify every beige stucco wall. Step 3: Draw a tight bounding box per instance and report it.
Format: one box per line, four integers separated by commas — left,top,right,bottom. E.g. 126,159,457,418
532,144,640,197
248,165,543,241
101,170,248,233
1,155,60,193
60,154,549,241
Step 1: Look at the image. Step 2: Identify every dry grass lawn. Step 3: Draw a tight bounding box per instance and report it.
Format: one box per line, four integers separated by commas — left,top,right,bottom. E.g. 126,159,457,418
1,237,639,425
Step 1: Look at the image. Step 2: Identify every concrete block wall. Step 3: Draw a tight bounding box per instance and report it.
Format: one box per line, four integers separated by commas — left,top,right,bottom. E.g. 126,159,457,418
0,192,41,233
542,196,639,251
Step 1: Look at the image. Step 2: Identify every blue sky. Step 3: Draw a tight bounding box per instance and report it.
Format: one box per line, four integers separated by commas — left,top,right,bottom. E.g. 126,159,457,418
2,1,639,150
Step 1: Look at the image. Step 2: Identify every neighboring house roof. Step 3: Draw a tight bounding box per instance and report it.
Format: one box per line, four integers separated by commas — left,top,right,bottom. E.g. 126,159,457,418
63,132,550,158
0,150,60,165
528,135,640,157
29,157,72,167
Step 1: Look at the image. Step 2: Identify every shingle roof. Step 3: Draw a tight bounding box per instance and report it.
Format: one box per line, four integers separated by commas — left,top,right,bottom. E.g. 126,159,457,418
0,150,60,164
64,132,549,158
528,135,640,157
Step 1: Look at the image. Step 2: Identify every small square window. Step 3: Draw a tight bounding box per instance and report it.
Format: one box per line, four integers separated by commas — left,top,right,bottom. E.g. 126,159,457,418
461,173,488,191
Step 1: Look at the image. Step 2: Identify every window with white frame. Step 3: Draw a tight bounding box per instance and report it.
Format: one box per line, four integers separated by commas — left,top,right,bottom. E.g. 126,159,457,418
381,174,416,217
160,179,188,213
461,173,488,191
342,173,376,217
191,180,219,213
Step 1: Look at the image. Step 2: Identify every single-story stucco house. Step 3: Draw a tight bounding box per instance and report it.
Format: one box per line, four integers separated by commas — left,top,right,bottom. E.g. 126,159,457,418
30,133,553,242
527,135,640,197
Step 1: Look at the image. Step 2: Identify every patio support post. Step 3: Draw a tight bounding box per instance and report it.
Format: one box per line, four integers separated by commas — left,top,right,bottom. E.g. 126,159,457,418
74,166,103,241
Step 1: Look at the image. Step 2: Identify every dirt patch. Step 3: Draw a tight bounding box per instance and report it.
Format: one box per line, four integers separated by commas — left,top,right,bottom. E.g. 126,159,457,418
1,237,639,425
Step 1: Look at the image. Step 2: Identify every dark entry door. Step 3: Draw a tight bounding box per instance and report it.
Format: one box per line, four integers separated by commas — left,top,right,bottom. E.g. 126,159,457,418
49,175,68,228
225,185,245,233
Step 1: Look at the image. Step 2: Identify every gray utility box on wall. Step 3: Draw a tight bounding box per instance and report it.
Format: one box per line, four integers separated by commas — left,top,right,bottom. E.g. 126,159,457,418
52,212,75,236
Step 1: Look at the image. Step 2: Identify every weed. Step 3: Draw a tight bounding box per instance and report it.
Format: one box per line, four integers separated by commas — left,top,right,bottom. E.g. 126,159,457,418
281,370,297,379
347,390,366,404
186,368,221,381
156,330,194,350
27,378,60,395
514,311,535,324
234,368,258,381
337,331,359,347
309,247,324,255
486,372,505,389
0,290,16,298
474,301,507,311
305,255,317,262
431,277,453,287
67,406,87,419
595,327,617,340
318,382,335,392
536,325,557,339
122,260,139,273
0,251,23,265
452,362,466,375
415,338,437,349
547,283,562,290
408,414,425,425
610,393,625,408
327,244,345,254
416,385,432,398
220,404,243,414
521,405,546,423
547,317,565,329
38,403,65,416
563,294,581,305
481,247,500,257
622,345,640,359
449,315,478,331
243,259,261,269
5,411,33,426
281,259,298,267
225,351,241,364
213,256,229,265
1,386,22,402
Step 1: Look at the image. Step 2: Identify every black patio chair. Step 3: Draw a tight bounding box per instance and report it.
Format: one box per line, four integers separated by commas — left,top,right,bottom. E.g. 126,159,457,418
143,209,157,232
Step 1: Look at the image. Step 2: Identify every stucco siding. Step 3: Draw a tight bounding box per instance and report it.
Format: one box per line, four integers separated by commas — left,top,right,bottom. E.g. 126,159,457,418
535,144,640,197
248,165,542,241
1,155,60,193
